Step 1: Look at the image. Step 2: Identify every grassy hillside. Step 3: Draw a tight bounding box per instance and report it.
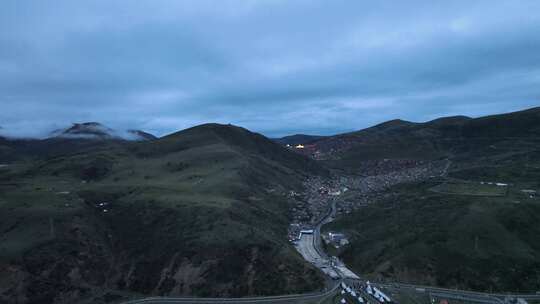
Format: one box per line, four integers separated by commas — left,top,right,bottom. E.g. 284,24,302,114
0,137,127,163
320,108,540,292
311,107,540,172
0,124,325,304
325,152,540,292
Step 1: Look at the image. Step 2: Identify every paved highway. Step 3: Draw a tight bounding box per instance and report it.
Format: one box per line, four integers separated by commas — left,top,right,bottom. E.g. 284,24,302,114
296,233,341,279
382,282,540,302
294,196,361,281
121,283,339,304
296,234,321,264
308,199,359,280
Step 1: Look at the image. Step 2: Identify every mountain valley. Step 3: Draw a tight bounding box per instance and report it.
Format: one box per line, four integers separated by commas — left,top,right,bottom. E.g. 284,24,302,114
1,107,540,303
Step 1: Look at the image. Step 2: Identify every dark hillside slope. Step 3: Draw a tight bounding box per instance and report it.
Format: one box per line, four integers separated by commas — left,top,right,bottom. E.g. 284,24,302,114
326,166,540,292
0,124,325,304
427,115,471,126
323,107,540,292
460,107,540,138
0,137,127,162
0,137,14,161
155,124,326,175
273,134,326,146
353,107,538,140
307,107,540,172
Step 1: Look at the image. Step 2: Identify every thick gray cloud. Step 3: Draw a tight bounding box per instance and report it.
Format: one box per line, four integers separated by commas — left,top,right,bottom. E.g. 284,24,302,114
1,0,539,138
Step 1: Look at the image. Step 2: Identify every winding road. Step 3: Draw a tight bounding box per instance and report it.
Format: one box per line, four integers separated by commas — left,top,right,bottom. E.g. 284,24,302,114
121,284,339,304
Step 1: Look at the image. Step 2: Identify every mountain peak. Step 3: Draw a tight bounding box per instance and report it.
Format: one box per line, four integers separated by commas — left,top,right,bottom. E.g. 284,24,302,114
370,119,416,131
50,122,156,141
50,122,113,139
427,115,472,126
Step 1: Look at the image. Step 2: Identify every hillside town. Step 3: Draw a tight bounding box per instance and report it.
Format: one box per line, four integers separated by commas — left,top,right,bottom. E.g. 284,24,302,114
288,159,451,239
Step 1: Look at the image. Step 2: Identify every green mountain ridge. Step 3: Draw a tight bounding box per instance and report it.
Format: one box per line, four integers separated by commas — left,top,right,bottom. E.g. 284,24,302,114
306,107,540,172
320,107,540,292
0,123,325,304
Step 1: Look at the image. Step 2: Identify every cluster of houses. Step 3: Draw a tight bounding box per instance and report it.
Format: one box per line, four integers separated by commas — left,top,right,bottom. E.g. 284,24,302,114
287,223,315,243
290,177,341,226
339,281,393,304
323,232,349,248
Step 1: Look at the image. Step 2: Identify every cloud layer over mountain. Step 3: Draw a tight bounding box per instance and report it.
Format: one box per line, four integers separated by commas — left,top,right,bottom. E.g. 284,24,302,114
1,0,539,138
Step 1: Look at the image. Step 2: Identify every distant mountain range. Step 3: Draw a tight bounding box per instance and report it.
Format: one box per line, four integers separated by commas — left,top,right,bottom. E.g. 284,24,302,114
275,107,540,148
0,122,157,162
4,107,539,144
0,122,156,141
275,106,540,172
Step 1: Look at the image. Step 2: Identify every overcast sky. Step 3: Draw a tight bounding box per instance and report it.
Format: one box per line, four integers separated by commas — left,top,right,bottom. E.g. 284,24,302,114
1,1,540,138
